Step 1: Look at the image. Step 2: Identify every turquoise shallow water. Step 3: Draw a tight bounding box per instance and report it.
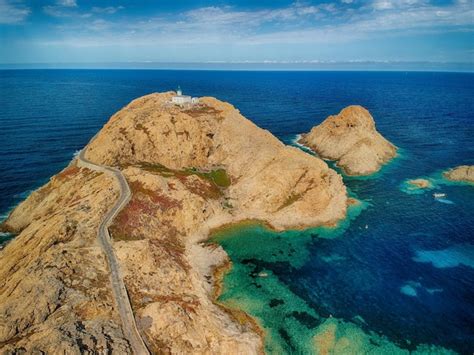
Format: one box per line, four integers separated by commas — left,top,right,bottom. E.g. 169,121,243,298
212,148,474,354
1,70,473,353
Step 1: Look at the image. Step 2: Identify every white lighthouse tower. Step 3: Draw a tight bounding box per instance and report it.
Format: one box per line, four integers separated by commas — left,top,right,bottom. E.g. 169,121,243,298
171,86,199,105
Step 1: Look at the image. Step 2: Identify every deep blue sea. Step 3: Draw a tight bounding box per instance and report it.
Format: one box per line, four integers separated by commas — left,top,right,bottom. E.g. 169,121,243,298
1,70,473,353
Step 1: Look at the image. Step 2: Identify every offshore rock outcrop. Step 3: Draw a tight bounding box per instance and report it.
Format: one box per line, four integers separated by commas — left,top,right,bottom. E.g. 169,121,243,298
0,92,348,353
299,105,397,176
407,179,432,189
443,165,474,183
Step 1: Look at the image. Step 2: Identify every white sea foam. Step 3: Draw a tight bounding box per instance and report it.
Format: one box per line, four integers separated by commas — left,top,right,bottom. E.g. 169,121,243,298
291,134,304,147
435,198,455,205
291,134,315,154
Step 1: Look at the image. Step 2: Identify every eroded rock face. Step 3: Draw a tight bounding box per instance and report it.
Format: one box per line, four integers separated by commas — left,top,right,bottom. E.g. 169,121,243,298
0,166,131,353
1,92,348,353
85,92,347,229
443,165,474,183
299,105,397,176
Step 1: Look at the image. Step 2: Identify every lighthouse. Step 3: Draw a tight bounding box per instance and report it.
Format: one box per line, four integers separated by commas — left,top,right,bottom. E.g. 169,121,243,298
171,86,199,105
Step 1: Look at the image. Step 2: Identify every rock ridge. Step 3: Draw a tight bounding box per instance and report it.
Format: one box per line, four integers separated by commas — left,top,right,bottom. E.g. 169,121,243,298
0,92,348,353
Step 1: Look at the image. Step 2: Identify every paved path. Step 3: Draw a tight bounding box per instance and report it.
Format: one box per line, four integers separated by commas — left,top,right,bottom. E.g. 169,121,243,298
77,149,149,355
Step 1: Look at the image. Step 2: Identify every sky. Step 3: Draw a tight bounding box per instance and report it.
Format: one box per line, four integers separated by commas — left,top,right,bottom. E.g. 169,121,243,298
0,0,473,68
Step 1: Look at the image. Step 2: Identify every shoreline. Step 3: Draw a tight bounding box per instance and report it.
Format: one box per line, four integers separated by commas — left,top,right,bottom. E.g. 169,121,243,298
210,257,267,354
0,148,357,353
295,133,401,178
198,194,367,353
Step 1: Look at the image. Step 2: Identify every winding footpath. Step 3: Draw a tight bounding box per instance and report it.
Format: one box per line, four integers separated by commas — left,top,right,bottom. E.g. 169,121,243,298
77,149,150,355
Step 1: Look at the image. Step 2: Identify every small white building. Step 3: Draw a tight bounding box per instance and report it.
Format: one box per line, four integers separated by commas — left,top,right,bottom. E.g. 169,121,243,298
172,86,199,105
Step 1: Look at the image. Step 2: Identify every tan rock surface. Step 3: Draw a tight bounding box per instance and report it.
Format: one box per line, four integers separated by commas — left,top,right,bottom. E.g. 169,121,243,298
0,165,131,353
407,178,432,189
443,165,474,183
1,92,348,353
299,105,397,176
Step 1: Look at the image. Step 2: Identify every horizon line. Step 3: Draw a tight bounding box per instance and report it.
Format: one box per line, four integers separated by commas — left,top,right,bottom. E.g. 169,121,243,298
0,61,473,73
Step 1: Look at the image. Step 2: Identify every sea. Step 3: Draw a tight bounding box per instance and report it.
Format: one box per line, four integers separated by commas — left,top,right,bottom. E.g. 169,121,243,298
0,70,473,354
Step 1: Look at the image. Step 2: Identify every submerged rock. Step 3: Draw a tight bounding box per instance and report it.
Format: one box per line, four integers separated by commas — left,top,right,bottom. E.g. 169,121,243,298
299,105,397,176
443,165,474,183
0,92,348,353
312,317,456,355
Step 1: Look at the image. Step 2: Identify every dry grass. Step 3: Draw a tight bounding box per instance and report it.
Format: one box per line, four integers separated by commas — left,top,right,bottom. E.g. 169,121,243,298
56,166,81,181
110,181,182,241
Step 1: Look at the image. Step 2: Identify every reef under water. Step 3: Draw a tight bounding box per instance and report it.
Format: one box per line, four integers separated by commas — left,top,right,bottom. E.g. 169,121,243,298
212,145,474,355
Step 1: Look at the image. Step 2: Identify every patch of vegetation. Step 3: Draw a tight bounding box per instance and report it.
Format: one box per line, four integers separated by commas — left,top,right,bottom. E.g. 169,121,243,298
110,180,182,241
179,175,222,200
185,167,231,188
139,163,176,177
56,166,81,180
110,232,144,242
149,237,190,273
139,163,231,198
222,200,233,209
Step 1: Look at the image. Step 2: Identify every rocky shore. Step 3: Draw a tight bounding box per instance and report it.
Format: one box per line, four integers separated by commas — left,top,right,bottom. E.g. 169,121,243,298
443,165,474,183
299,105,397,176
0,92,348,353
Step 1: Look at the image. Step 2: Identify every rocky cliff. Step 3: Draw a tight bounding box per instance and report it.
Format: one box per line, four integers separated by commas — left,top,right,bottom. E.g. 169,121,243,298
0,166,131,353
443,165,474,183
299,106,397,176
0,92,347,353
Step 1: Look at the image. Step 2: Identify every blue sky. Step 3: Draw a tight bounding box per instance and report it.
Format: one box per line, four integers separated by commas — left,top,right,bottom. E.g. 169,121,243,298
0,0,473,66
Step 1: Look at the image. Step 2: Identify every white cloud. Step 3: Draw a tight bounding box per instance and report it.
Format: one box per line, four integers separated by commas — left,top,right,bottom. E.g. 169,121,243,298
43,0,78,17
181,3,331,28
44,3,123,18
57,0,77,7
92,6,124,15
372,0,428,10
37,0,474,48
0,0,30,24
373,0,394,10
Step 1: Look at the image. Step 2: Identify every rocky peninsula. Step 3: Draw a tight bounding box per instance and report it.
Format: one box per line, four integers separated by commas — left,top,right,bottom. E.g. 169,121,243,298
443,165,474,183
299,105,397,176
0,92,347,353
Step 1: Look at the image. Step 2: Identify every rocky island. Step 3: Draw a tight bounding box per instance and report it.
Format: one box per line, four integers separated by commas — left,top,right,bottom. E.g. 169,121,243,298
443,165,474,183
299,105,397,176
406,178,432,189
0,92,348,353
